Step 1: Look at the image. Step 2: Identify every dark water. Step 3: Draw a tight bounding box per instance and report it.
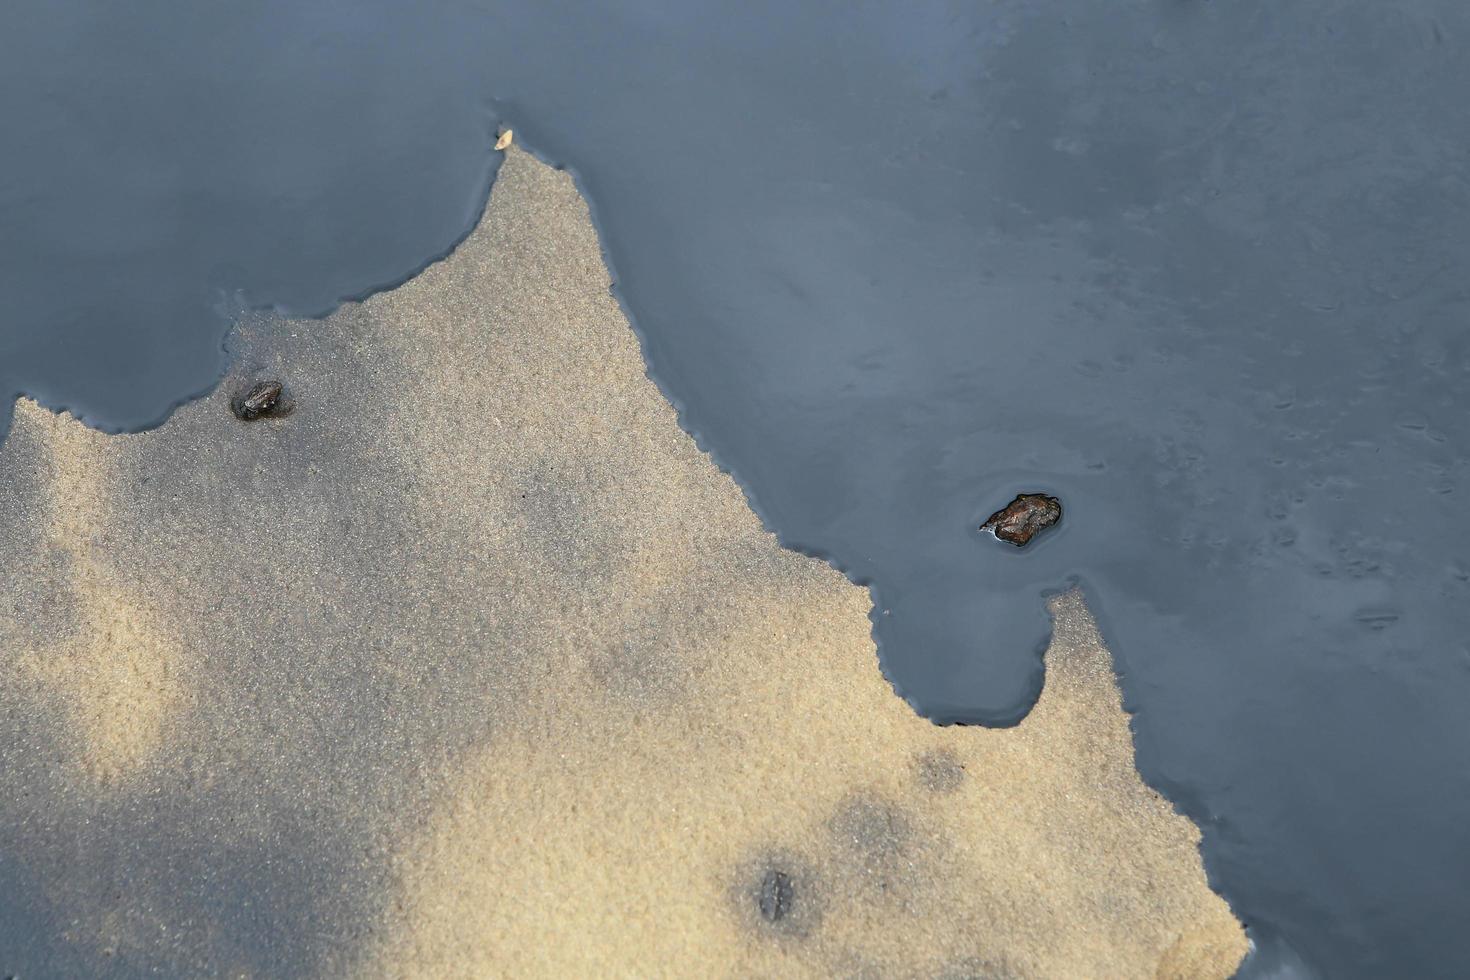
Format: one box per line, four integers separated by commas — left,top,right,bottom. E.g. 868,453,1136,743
4,1,1469,975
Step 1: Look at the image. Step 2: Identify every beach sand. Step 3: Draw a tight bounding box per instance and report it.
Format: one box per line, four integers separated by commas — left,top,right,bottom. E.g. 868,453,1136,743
0,147,1245,977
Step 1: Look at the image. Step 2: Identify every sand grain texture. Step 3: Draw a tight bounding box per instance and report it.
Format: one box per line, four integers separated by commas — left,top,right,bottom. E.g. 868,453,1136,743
0,148,1244,978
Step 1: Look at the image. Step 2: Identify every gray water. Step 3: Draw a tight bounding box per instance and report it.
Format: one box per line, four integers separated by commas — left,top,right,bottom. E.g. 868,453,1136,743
4,1,1469,975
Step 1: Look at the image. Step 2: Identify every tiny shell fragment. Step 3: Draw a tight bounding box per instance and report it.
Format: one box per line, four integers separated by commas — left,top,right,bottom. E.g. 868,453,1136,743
981,493,1062,546
494,129,514,151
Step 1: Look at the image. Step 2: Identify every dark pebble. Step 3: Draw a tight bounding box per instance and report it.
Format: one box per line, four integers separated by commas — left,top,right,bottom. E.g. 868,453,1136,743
981,493,1061,546
757,868,794,922
231,380,290,421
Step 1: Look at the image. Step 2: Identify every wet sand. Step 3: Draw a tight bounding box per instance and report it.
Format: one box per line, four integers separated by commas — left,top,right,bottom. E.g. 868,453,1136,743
0,147,1245,977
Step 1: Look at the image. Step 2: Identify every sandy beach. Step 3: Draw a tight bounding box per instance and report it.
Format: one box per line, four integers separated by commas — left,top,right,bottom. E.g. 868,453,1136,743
0,147,1245,977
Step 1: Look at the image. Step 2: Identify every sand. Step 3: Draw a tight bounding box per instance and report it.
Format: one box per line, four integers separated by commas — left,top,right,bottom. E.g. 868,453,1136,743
0,146,1245,977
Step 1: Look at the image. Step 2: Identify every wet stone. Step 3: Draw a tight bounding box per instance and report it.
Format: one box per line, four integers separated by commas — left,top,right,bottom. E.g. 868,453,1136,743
981,493,1062,547
231,380,291,421
757,868,794,923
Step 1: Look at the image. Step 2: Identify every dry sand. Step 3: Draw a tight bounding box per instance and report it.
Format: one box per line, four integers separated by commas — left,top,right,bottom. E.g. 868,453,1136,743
0,147,1246,977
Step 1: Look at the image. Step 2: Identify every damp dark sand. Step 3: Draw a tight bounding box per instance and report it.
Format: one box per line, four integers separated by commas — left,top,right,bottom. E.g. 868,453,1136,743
0,148,1243,977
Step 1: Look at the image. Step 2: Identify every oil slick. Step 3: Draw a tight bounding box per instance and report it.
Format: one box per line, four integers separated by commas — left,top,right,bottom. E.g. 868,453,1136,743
0,150,1245,977
2,1,1469,975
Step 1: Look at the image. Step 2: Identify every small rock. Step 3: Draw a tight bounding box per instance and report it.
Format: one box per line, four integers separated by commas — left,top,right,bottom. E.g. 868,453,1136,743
231,380,290,421
495,128,514,151
757,868,794,922
981,493,1061,546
